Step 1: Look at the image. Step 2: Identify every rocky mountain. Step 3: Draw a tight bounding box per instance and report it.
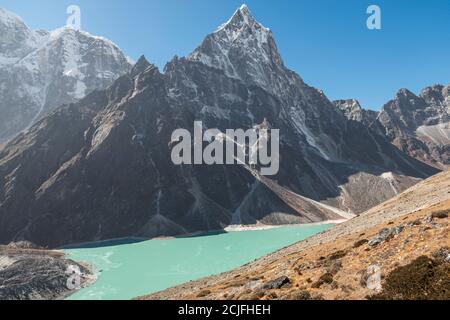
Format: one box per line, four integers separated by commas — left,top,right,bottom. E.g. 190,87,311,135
0,7,132,143
142,170,450,300
333,99,379,128
0,5,439,248
334,84,450,169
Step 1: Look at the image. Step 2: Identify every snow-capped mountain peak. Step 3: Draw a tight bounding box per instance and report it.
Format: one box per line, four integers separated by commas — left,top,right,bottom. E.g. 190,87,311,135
0,6,18,23
216,4,269,34
0,6,132,143
0,7,43,62
188,4,284,91
0,7,26,28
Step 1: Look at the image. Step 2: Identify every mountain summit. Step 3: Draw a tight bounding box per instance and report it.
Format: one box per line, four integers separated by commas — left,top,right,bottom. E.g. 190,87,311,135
188,4,284,92
0,7,42,61
0,7,132,143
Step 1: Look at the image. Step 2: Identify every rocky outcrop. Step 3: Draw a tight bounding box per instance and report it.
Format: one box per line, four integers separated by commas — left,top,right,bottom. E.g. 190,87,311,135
333,99,379,128
0,244,94,300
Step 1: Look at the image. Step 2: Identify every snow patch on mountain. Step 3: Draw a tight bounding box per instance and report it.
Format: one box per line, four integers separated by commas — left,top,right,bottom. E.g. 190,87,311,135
416,122,450,145
0,7,132,142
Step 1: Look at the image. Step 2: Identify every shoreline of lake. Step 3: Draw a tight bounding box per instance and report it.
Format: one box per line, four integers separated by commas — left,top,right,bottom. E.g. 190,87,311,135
61,219,347,249
64,223,335,300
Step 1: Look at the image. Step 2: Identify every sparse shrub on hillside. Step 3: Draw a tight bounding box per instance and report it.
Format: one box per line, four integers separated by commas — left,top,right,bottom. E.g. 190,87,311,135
368,256,450,300
268,292,278,299
353,239,369,248
431,210,449,219
329,250,347,260
282,290,312,300
325,260,343,275
196,290,211,298
312,273,334,288
281,290,325,300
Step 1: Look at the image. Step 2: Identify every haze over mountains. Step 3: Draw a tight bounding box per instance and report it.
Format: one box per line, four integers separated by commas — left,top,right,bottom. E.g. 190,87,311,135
0,5,445,248
0,7,132,143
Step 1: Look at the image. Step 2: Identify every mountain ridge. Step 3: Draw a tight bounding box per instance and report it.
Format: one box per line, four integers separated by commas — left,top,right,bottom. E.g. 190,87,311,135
334,83,450,169
0,6,132,143
0,5,440,248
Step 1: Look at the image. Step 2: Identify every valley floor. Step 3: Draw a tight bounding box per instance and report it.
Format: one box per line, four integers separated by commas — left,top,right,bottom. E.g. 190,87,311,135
139,170,450,300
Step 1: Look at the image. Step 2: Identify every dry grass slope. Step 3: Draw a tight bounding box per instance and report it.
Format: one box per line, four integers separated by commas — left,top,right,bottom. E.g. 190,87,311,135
139,170,450,300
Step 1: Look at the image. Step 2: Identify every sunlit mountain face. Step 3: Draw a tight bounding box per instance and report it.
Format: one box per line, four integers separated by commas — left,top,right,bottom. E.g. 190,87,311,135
0,5,438,248
0,7,131,143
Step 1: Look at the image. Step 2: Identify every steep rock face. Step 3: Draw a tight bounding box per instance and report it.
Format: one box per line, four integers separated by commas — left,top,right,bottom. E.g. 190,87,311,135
336,85,449,168
0,7,132,143
388,85,450,168
333,99,379,127
380,87,450,168
0,6,439,247
189,5,285,95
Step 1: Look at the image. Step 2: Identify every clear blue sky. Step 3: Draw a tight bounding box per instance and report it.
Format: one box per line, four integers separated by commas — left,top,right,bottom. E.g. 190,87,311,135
1,0,449,110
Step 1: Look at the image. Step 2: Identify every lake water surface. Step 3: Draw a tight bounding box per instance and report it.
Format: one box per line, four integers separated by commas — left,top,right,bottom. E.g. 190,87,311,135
65,224,332,300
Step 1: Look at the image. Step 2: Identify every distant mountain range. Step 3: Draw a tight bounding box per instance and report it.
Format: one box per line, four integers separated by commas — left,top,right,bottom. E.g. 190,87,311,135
0,7,131,143
0,5,445,248
335,84,449,169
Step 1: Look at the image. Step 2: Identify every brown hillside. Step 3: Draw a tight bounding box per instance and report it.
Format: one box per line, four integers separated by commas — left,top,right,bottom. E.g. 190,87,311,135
140,170,450,300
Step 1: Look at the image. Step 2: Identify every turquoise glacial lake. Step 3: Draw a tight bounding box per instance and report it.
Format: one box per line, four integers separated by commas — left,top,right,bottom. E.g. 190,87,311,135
65,224,332,300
